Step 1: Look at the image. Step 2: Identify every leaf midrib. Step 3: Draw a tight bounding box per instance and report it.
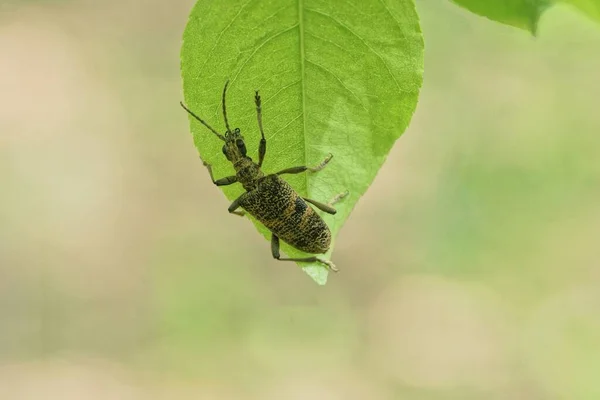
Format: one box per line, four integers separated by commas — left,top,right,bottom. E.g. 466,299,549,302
298,0,309,197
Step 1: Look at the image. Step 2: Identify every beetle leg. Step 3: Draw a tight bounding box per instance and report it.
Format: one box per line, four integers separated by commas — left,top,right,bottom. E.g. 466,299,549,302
274,153,333,176
270,234,338,272
203,161,238,186
303,198,337,215
227,193,246,217
255,91,267,167
303,191,349,215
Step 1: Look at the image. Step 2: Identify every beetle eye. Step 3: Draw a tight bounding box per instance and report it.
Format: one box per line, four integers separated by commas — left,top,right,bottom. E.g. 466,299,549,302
222,144,231,160
236,139,247,156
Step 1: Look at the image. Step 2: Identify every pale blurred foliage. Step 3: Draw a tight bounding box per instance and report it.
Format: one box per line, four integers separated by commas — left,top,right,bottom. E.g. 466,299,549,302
1,0,600,398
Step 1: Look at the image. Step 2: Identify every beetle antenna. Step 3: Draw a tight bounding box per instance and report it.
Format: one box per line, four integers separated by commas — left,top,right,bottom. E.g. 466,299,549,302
222,80,232,133
180,101,226,141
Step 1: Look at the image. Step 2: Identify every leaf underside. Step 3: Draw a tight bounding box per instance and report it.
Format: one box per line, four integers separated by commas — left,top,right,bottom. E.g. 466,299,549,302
181,0,424,284
450,0,600,35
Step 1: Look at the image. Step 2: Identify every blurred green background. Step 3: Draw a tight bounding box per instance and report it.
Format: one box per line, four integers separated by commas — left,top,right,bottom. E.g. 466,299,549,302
1,0,600,398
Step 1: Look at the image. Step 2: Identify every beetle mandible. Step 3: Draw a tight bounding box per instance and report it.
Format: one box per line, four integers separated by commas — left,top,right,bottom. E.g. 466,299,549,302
180,81,347,271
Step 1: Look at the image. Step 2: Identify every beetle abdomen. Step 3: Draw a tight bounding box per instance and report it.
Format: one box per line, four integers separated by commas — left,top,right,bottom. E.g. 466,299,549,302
239,174,331,254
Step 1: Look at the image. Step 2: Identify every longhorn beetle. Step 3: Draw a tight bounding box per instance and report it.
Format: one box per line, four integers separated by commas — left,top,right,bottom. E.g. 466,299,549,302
180,81,347,272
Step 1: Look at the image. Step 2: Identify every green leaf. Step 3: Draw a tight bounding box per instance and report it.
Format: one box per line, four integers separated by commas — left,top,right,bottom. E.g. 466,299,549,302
181,0,423,284
450,0,600,35
449,0,552,34
565,0,600,22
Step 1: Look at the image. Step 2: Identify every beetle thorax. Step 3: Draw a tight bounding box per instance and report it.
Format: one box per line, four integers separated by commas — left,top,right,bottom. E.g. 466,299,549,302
234,158,263,191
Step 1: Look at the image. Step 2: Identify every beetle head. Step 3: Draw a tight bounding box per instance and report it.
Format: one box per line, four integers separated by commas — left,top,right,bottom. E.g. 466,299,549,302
221,128,247,162
179,80,250,164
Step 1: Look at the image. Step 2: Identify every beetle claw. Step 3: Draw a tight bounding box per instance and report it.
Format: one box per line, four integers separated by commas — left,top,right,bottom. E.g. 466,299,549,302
321,259,339,272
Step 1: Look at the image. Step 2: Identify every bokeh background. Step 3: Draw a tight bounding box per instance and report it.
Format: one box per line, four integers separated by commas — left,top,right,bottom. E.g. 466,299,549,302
2,0,600,398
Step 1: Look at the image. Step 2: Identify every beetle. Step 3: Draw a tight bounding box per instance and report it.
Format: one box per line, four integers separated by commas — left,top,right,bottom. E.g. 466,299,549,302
180,81,347,271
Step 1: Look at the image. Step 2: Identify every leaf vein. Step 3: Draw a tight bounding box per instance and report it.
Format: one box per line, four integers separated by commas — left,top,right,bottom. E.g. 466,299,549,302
305,58,368,113
305,8,402,94
263,79,302,104
376,0,408,43
306,31,347,53
268,112,302,141
299,0,309,196
195,0,254,79
229,23,299,88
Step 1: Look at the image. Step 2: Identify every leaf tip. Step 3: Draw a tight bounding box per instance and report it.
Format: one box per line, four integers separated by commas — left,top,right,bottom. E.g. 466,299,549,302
302,264,329,285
